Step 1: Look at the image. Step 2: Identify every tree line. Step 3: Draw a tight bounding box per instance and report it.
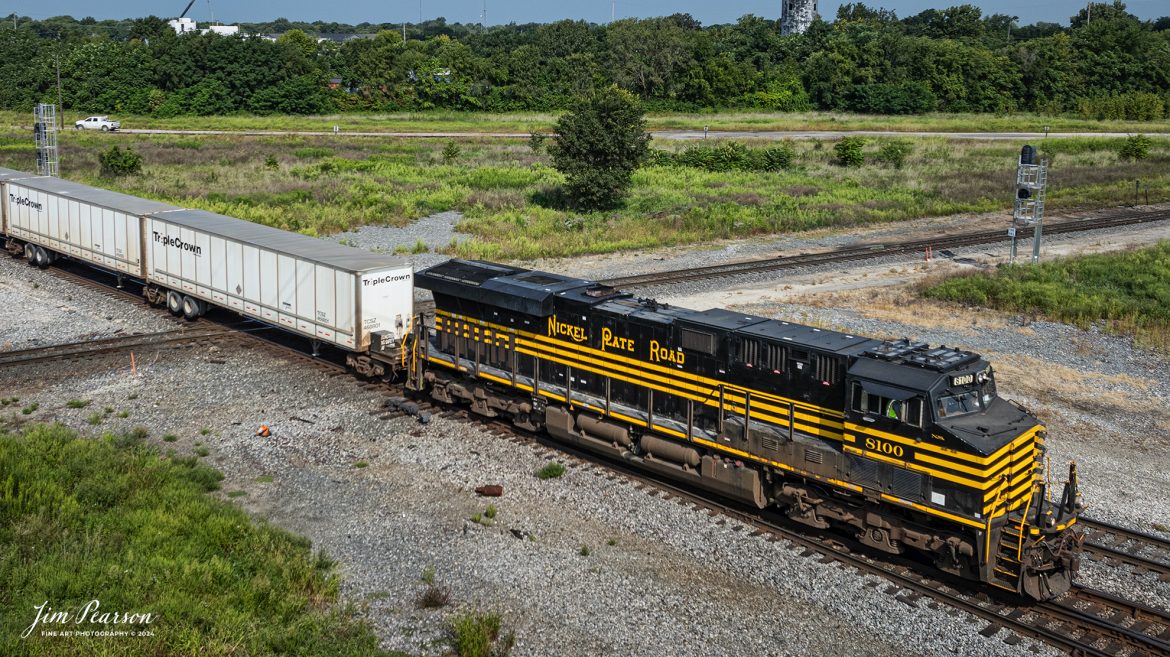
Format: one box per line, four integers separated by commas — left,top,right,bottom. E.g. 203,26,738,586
3,1,1169,118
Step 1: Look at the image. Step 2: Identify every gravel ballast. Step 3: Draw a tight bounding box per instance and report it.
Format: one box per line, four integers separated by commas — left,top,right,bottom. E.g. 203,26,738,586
0,254,177,350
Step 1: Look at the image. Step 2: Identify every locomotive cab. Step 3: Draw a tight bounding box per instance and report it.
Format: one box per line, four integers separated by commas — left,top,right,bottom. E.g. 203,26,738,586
846,339,1082,599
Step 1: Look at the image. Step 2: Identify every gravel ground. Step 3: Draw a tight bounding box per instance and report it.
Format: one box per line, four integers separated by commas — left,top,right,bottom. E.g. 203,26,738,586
0,253,177,350
327,210,470,272
4,207,1169,655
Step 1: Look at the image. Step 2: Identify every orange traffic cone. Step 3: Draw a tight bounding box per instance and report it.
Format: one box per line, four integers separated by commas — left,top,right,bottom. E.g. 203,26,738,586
255,424,270,438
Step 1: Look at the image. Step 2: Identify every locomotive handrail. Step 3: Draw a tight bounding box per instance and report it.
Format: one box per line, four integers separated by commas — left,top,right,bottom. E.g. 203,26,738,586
1016,484,1037,561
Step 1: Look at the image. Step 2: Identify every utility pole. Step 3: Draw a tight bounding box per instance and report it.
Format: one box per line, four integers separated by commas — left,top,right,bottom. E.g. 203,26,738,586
419,0,423,24
56,47,63,130
402,22,406,41
611,0,616,22
481,0,486,26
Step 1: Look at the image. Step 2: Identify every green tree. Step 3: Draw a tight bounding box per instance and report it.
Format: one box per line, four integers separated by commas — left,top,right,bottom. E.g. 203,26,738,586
605,18,695,100
1118,134,1151,160
248,75,335,114
277,29,318,63
834,137,866,166
548,86,650,210
99,146,143,176
128,15,170,42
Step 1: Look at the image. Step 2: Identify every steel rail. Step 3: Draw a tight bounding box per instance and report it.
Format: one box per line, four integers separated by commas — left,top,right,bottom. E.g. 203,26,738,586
1080,517,1170,579
600,209,1170,289
0,328,233,367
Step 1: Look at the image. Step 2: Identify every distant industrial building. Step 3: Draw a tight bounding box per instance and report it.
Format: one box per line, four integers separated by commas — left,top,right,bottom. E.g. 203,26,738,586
781,0,817,35
168,17,240,36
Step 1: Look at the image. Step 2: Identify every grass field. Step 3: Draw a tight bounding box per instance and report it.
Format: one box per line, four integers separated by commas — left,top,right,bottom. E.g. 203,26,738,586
1,129,1167,260
0,423,408,657
922,242,1170,352
5,110,1170,135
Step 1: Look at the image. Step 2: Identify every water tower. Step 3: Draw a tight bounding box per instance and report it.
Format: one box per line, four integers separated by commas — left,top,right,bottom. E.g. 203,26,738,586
781,0,817,35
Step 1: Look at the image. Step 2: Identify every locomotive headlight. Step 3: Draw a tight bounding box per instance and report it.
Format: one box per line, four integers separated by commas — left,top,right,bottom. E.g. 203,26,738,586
976,370,989,384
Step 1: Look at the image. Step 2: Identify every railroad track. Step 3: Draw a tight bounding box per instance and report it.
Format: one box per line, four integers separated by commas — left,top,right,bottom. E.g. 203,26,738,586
0,327,234,368
1050,586,1170,656
600,208,1170,289
431,409,1170,657
1081,517,1170,581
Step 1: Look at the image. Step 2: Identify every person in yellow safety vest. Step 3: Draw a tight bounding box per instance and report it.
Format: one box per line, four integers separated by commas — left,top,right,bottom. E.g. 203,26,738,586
886,400,901,420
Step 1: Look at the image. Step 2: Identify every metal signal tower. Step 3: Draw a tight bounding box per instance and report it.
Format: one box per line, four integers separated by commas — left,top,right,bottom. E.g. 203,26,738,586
1009,145,1047,264
33,104,59,177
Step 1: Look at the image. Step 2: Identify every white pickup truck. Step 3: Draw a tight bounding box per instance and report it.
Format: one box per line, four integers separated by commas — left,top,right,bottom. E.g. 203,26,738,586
74,116,121,131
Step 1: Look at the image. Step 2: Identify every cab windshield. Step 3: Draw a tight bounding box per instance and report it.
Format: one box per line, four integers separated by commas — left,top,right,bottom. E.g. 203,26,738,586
936,390,981,418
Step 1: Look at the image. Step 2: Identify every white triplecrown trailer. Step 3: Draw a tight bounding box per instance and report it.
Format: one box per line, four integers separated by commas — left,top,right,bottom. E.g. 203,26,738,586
0,167,38,241
143,209,414,362
3,173,179,273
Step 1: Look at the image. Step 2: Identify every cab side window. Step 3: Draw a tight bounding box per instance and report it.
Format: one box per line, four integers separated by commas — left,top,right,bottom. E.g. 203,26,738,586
851,383,924,427
897,398,924,427
851,383,888,416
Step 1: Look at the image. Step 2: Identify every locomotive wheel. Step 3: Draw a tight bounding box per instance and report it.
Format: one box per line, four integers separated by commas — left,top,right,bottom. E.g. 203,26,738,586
181,295,204,321
1022,568,1070,601
166,291,183,315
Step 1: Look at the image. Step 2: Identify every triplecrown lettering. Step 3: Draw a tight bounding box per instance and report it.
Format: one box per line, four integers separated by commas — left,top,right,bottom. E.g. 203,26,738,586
152,231,202,256
363,274,412,286
9,193,43,212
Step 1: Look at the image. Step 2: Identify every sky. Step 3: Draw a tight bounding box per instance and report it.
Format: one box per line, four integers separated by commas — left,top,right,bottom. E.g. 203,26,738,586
15,0,1168,28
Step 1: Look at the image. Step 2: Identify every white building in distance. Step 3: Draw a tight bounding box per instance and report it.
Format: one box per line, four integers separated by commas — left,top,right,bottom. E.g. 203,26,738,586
781,0,817,35
168,17,240,36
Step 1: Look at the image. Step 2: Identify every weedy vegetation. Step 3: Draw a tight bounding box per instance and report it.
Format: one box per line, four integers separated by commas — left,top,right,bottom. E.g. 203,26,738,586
0,423,408,657
536,462,566,480
415,565,451,609
922,241,1170,352
1,128,1167,260
446,610,515,657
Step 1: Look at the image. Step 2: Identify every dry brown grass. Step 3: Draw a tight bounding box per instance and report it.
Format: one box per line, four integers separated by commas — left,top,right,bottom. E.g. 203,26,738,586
467,189,526,211
987,351,1156,417
784,278,1018,334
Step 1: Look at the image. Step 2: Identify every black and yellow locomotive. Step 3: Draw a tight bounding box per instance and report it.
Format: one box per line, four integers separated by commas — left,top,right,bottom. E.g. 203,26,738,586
410,259,1083,600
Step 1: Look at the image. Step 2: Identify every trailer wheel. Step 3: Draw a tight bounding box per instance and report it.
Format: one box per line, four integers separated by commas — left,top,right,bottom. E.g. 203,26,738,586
166,291,183,315
181,295,204,321
32,246,51,268
24,243,35,264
